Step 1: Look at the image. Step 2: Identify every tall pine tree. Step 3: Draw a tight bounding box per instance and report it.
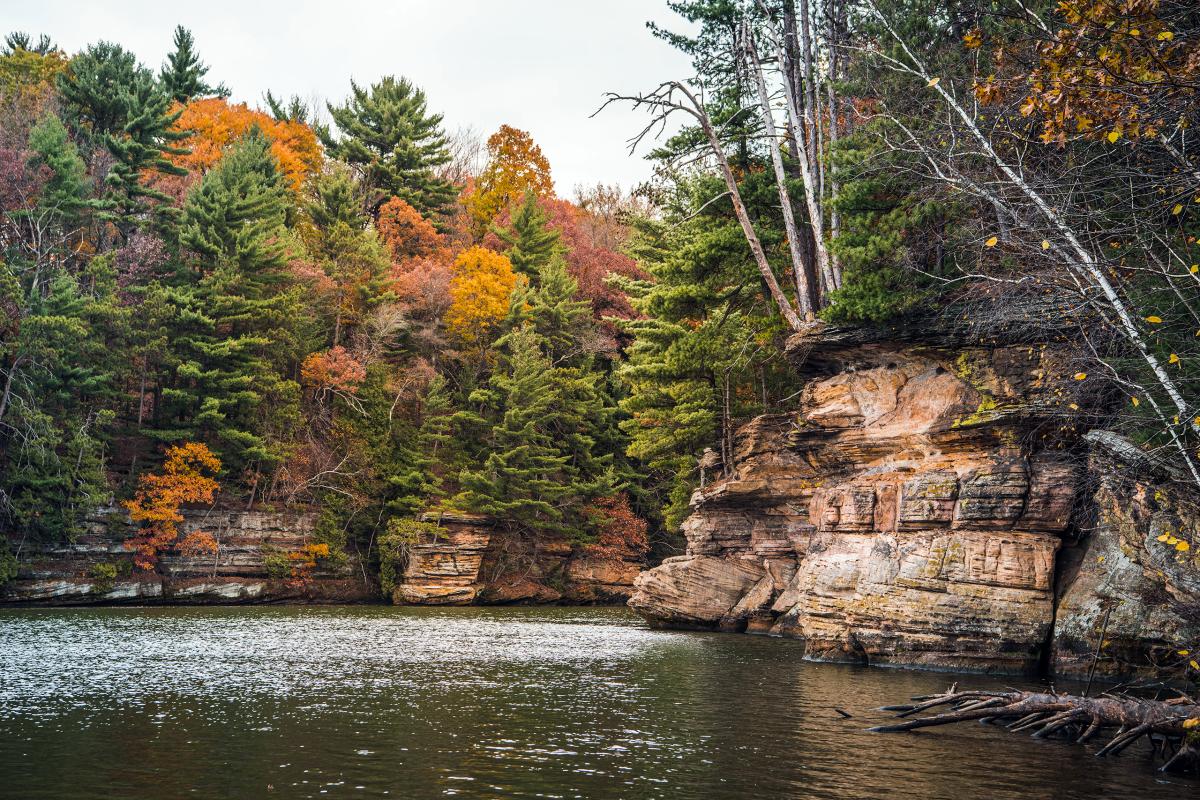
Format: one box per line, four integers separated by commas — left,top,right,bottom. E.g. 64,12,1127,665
159,26,227,103
158,129,303,477
319,76,455,219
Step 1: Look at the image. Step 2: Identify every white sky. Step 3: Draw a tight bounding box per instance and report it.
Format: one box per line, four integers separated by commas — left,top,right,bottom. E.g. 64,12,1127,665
2,0,696,196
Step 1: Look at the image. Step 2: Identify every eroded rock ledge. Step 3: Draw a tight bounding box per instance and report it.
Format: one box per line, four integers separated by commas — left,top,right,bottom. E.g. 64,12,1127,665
630,319,1200,677
393,513,643,605
1,508,372,604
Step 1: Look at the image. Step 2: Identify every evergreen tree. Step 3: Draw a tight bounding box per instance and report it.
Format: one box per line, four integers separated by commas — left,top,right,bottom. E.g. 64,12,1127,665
159,25,227,103
58,42,142,136
301,167,392,345
319,75,455,219
263,90,312,125
158,130,303,474
496,191,561,278
58,42,188,237
456,264,618,541
26,114,89,219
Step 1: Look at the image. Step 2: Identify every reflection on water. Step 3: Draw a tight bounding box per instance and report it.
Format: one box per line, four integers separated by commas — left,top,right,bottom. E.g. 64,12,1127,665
0,605,1189,799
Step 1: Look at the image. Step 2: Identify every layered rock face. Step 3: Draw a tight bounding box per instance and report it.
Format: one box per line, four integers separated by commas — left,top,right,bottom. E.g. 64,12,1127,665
1053,432,1200,677
2,508,373,604
395,513,643,605
632,324,1083,673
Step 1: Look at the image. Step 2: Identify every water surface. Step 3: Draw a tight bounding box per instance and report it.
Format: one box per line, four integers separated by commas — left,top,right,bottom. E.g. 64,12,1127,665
0,605,1189,799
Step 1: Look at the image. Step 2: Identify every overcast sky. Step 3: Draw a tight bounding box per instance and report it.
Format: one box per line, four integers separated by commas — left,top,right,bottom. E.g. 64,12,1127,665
4,0,696,196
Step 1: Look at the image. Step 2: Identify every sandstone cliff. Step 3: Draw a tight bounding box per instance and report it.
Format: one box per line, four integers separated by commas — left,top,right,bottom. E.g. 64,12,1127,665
1,507,373,604
393,512,643,606
630,318,1200,677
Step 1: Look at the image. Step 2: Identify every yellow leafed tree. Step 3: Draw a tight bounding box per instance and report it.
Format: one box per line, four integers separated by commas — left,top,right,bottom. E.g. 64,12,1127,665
444,246,519,344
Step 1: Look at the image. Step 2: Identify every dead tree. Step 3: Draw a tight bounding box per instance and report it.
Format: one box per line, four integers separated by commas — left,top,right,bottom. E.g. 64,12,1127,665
871,686,1200,773
598,82,805,332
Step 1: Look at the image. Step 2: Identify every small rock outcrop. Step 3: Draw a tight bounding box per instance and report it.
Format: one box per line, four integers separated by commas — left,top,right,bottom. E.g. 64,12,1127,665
394,513,644,606
2,508,372,604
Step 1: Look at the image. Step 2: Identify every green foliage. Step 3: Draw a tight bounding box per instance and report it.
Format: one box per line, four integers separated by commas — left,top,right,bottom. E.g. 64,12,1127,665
88,562,119,594
58,41,188,236
496,191,562,277
26,113,92,221
157,130,303,472
378,518,444,597
261,547,292,581
455,263,620,541
616,180,793,531
0,541,19,588
319,75,455,218
159,26,227,103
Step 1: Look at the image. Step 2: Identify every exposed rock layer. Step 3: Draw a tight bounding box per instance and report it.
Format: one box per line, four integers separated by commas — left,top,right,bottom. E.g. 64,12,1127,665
395,513,643,606
630,322,1200,676
2,508,372,604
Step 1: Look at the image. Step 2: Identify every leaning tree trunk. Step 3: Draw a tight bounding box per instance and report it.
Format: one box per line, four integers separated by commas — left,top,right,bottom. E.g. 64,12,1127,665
872,687,1200,774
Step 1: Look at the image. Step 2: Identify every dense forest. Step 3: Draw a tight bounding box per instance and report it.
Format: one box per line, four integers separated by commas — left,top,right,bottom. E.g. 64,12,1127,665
1,0,1197,588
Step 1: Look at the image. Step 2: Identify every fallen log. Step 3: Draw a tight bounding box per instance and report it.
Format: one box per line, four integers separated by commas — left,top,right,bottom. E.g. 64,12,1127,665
870,687,1200,773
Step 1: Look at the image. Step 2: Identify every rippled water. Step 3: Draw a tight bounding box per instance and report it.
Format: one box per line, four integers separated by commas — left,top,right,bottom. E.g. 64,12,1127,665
0,606,1191,799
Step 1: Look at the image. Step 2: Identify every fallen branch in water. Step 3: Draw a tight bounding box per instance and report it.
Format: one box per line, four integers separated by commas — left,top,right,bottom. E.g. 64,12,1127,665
870,687,1200,773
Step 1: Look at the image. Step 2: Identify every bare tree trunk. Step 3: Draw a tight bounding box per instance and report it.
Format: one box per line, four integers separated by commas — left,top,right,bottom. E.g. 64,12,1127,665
677,85,805,331
825,0,843,283
769,10,836,302
745,24,814,317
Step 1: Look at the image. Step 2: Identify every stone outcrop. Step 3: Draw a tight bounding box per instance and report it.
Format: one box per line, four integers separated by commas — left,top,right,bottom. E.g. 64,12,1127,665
2,507,373,604
631,316,1198,676
394,512,643,606
1052,432,1200,678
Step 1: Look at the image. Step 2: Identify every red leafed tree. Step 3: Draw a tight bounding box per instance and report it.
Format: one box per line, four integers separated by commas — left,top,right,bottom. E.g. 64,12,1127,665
585,494,650,559
124,443,222,570
300,345,367,395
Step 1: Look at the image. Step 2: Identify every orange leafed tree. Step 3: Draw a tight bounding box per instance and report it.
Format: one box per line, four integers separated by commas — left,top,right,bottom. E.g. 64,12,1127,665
124,442,222,570
377,196,447,261
444,246,519,345
169,98,322,193
300,345,367,395
465,125,554,232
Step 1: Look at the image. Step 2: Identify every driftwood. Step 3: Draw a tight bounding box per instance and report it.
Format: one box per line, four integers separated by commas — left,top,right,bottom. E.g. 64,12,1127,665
870,686,1200,773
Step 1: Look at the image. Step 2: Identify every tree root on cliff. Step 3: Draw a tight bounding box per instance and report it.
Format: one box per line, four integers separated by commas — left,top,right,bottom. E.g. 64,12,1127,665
871,687,1200,774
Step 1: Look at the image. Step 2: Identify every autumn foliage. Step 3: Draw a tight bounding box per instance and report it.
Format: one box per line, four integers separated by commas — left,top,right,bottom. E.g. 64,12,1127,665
301,345,367,395
465,125,554,232
444,246,519,344
377,196,447,261
169,97,322,192
124,443,222,570
585,494,650,559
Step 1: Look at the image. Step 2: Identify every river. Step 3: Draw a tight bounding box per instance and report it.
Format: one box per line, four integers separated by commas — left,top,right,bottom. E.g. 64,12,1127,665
0,605,1190,799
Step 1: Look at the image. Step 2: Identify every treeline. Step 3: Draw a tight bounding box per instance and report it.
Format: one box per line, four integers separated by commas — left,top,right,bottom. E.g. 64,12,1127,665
0,26,652,577
2,0,1198,581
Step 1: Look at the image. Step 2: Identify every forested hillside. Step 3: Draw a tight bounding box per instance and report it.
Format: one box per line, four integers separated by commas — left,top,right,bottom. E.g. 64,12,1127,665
2,0,1198,588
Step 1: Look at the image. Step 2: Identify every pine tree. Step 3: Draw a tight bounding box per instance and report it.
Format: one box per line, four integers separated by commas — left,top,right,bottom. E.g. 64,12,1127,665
456,268,618,541
319,76,455,218
301,167,392,344
159,26,227,103
506,256,595,366
496,191,562,278
58,42,189,237
57,42,138,137
158,130,303,475
26,114,89,219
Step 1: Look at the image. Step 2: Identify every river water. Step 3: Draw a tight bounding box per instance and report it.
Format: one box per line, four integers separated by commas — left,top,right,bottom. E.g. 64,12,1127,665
0,605,1190,799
